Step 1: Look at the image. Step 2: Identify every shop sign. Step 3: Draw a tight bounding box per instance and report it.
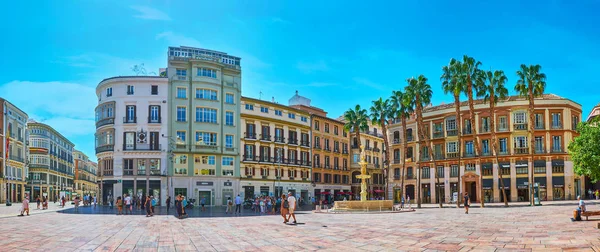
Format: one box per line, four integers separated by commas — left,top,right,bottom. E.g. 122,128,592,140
553,184,564,188
224,182,232,187
196,181,214,186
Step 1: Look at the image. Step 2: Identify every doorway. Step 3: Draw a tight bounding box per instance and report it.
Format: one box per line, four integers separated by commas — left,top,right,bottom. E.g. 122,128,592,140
243,186,254,200
198,190,212,206
465,182,477,202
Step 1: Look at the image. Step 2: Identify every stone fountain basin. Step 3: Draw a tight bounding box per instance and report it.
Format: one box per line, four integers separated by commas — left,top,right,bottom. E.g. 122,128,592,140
333,200,394,211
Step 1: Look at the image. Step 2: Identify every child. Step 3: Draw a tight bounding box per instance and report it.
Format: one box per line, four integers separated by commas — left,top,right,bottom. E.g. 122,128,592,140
116,196,123,215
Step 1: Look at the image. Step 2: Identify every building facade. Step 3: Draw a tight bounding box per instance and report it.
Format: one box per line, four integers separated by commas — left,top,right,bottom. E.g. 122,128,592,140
240,96,312,202
95,76,169,205
73,150,98,198
347,121,385,199
388,95,584,203
27,120,74,201
1,98,28,203
167,46,242,206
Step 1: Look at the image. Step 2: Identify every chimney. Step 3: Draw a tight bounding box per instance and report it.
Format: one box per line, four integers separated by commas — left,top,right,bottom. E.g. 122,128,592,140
272,97,275,103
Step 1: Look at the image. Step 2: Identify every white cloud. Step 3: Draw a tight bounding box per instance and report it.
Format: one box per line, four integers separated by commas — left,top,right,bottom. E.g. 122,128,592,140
156,31,201,48
353,77,385,91
131,6,171,21
297,60,329,73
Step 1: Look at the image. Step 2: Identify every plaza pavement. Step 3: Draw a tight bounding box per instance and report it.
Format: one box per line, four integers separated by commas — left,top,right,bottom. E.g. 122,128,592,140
0,200,599,251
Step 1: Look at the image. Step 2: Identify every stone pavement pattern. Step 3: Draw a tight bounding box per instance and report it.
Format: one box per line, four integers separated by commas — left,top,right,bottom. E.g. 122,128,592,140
0,204,599,251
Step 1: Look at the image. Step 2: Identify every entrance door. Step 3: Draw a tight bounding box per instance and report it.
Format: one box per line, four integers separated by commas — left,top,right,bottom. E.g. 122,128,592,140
406,185,415,202
470,182,476,202
300,190,308,204
150,132,159,150
198,191,212,206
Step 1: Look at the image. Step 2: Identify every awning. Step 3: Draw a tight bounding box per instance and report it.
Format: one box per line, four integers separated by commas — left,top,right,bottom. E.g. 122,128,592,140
499,178,511,189
319,191,331,195
482,162,493,169
374,189,384,193
516,178,528,189
534,160,546,167
552,159,565,167
534,177,547,188
552,176,565,188
483,179,493,190
499,162,510,169
336,191,345,195
346,192,353,195
515,161,528,168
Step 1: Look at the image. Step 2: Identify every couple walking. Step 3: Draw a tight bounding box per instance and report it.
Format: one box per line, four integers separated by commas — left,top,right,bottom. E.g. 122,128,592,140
280,192,297,224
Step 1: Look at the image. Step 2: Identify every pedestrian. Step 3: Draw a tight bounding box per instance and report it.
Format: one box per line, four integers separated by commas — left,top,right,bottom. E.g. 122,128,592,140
61,196,65,208
19,195,30,216
401,195,405,209
43,196,48,210
464,192,470,214
175,194,183,218
235,194,242,214
36,196,41,209
595,190,599,200
93,196,97,208
109,196,113,209
226,197,233,214
54,194,57,204
74,196,80,212
407,195,412,210
116,196,123,215
151,196,156,215
287,192,297,224
166,196,171,213
588,189,593,200
275,196,281,213
200,197,206,212
145,196,152,217
280,194,289,223
124,194,132,215
259,197,265,214
182,196,188,211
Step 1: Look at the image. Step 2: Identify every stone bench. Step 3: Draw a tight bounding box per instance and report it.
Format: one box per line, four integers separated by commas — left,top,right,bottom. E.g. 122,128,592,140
582,211,600,221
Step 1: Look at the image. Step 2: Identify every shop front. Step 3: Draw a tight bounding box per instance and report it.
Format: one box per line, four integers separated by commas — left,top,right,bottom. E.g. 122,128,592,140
421,184,431,203
499,177,511,202
552,176,565,200
483,179,493,203
534,177,547,201
516,178,529,202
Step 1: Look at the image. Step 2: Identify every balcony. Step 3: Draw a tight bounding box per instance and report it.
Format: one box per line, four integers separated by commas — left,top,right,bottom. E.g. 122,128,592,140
123,144,162,151
260,134,271,141
9,155,24,163
499,150,510,156
375,164,380,168
393,159,401,164
96,117,115,128
258,156,271,163
373,147,381,152
195,144,218,150
343,166,348,171
463,128,472,135
481,151,491,156
176,144,187,149
551,148,564,153
365,147,373,151
535,148,545,154
274,136,285,143
342,149,349,154
393,139,401,144
333,148,340,153
551,123,563,130
480,126,490,133
244,132,257,140
434,154,445,160
325,164,330,169
148,117,161,124
288,139,298,145
515,147,529,154
324,147,331,152
393,175,400,180
242,155,258,162
314,145,321,150
447,129,458,137
334,165,339,170
407,174,414,179
300,140,310,147
535,123,545,130
314,163,322,168
497,126,509,132
95,145,114,154
463,152,475,158
433,131,444,139
446,153,459,159
176,75,188,81
123,117,137,124
514,123,528,130
351,145,360,150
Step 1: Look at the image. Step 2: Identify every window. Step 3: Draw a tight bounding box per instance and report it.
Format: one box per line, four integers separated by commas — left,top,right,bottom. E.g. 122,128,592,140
552,136,562,152
176,107,187,122
535,114,544,129
197,68,217,78
465,163,476,171
176,87,187,99
498,116,508,130
315,121,320,130
199,156,216,165
196,132,217,146
535,136,544,153
499,138,508,153
125,105,136,122
481,117,490,132
288,113,295,119
176,69,187,77
514,136,528,148
447,142,457,153
436,166,444,177
260,107,269,113
127,85,134,95
572,115,579,130
225,112,234,126
451,165,459,177
446,118,456,130
196,108,217,123
123,159,134,175
225,93,234,104
150,105,160,122
334,126,339,135
465,141,474,155
176,131,186,142
175,154,187,165
301,116,307,122
245,104,254,110
353,154,360,163
137,160,146,175
275,110,282,116
482,140,489,154
325,123,330,133
106,87,112,97
196,89,217,100
222,157,234,166
514,112,527,123
551,113,562,128
422,167,430,178
151,85,158,95
226,135,233,148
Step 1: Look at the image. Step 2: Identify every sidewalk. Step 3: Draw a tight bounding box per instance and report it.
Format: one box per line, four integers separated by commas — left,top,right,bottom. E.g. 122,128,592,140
0,201,74,218
416,199,600,208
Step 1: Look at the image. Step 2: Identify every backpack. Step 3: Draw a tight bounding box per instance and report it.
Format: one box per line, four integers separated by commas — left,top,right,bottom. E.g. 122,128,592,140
228,200,233,206
283,199,289,209
151,199,156,206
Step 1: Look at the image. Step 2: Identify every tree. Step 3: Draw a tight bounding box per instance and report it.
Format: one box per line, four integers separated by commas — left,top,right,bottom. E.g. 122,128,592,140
568,117,600,182
390,90,413,205
405,75,442,208
441,58,463,207
370,98,393,200
515,64,546,206
343,105,370,149
457,55,485,207
479,69,509,206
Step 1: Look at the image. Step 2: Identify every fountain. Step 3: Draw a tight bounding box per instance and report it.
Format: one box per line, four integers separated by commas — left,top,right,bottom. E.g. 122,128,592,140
332,145,394,212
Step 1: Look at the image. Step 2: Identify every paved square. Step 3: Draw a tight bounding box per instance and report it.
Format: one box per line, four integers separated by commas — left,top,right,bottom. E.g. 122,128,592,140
0,202,599,251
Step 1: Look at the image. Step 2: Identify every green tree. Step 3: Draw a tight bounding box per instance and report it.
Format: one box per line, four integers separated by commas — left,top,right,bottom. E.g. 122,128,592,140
515,64,546,206
441,58,463,207
370,98,393,200
343,104,370,150
568,117,600,182
479,69,509,206
405,75,442,208
390,90,413,205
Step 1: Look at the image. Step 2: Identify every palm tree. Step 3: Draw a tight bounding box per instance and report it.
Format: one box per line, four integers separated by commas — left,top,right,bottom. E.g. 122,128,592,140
515,64,546,206
405,75,442,208
370,98,393,200
343,104,370,149
441,58,463,208
390,90,413,205
479,69,509,207
457,55,485,207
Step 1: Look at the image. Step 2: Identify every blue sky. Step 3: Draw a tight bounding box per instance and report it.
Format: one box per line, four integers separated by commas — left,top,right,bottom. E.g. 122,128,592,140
1,1,599,160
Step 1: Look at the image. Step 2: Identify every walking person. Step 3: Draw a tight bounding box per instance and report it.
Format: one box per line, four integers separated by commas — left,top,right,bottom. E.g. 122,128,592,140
19,195,30,216
151,196,156,215
145,196,152,217
61,196,65,208
226,197,233,214
234,194,242,214
74,196,80,212
166,196,171,213
116,196,123,215
280,194,289,223
407,195,412,210
36,196,41,209
287,192,297,224
124,194,132,215
175,194,183,219
200,197,206,212
463,192,470,214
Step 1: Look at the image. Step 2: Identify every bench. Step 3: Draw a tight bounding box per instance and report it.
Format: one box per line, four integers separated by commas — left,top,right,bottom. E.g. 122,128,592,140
582,211,600,221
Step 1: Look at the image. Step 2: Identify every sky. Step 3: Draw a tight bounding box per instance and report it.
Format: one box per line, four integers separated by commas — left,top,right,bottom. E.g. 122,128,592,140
1,1,599,160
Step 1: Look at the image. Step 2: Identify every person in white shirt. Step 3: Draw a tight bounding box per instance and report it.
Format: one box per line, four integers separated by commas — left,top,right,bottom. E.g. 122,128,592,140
235,195,242,214
124,194,132,215
287,192,297,224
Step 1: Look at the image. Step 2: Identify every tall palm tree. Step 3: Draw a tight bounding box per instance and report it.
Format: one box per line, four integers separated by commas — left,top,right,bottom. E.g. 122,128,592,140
390,90,413,205
343,104,370,148
515,64,546,206
457,55,485,207
479,69,509,207
441,58,463,208
370,98,393,200
405,75,442,208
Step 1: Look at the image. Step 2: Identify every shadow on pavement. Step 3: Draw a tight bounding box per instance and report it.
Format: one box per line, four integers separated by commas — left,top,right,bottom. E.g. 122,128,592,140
57,205,313,218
